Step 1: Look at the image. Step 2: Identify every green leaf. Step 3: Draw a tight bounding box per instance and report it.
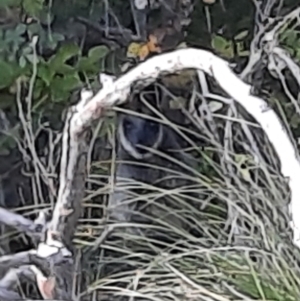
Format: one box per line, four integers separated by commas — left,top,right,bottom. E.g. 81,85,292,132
50,74,81,102
5,28,26,45
33,78,45,99
49,32,65,43
50,89,66,103
0,61,15,89
284,45,295,56
22,0,44,17
49,43,80,71
45,32,65,50
208,101,223,112
19,56,27,68
27,23,42,39
88,45,109,63
290,113,300,129
211,35,233,58
52,64,76,75
62,74,81,90
15,24,27,36
236,42,250,56
280,29,298,46
234,30,248,41
38,64,55,86
211,35,228,51
76,57,100,73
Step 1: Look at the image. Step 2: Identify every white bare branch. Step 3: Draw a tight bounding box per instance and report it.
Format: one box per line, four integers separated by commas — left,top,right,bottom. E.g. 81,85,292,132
72,48,300,247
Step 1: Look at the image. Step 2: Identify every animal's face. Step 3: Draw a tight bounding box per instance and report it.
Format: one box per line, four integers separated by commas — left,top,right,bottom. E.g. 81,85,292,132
119,114,163,159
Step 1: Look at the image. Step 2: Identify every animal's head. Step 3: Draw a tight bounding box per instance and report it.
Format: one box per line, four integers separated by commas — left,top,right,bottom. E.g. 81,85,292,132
117,83,168,159
118,114,163,159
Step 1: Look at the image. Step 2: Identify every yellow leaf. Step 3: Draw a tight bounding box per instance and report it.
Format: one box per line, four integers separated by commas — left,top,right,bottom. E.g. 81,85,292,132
127,42,142,58
147,34,161,53
138,44,150,61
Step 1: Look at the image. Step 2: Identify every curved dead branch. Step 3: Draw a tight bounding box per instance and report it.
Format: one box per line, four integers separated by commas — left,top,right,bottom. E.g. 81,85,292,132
0,12,299,296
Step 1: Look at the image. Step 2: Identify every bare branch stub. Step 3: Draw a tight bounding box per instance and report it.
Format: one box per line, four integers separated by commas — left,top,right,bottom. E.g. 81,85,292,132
0,208,43,241
0,251,35,272
0,90,93,300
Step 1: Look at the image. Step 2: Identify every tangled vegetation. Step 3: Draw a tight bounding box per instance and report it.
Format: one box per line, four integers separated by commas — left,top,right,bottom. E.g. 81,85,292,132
0,0,300,300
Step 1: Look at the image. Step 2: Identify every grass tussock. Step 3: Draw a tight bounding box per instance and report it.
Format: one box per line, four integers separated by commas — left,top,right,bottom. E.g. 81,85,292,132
74,96,300,301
